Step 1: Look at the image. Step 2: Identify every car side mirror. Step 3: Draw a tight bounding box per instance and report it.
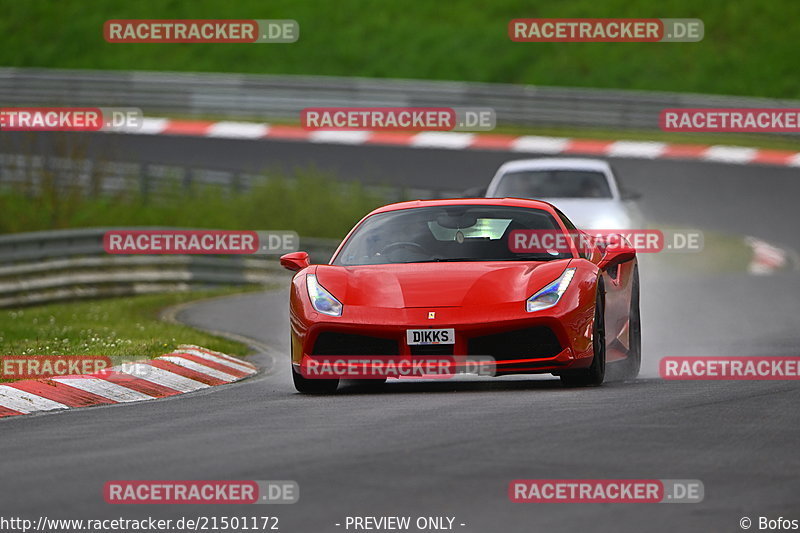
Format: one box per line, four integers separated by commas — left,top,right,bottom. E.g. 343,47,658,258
280,251,310,272
621,189,641,201
597,239,636,270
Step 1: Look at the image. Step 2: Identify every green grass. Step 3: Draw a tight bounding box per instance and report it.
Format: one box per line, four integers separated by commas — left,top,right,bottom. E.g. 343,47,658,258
0,288,258,381
0,0,798,99
641,227,755,275
0,170,386,238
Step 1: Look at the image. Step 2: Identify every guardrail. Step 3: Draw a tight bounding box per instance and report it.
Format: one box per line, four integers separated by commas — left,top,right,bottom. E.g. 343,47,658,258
1,68,799,132
0,228,339,308
0,153,461,200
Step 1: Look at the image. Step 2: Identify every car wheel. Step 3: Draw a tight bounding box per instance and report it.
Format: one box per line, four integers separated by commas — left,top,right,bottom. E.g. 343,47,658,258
290,339,339,394
561,280,606,387
291,364,340,394
619,266,641,380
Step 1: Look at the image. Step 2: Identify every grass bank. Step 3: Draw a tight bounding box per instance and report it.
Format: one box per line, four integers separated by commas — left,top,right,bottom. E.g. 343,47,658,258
0,288,260,382
0,171,385,238
0,0,798,99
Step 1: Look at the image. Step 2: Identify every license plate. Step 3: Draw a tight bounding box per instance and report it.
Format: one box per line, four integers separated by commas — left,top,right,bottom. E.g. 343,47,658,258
406,328,455,345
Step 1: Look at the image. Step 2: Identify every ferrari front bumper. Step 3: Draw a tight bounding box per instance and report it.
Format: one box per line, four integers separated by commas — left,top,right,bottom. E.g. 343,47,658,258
292,298,596,377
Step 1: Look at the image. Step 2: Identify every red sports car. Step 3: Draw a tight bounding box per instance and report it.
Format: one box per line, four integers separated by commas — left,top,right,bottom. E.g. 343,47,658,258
280,198,640,394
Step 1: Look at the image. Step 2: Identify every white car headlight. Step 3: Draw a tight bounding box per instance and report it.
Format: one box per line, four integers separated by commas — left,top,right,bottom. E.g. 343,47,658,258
307,274,343,316
526,268,576,312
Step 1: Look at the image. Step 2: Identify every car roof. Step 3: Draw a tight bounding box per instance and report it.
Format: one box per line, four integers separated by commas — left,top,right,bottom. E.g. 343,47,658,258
486,157,620,200
496,157,612,174
368,197,558,216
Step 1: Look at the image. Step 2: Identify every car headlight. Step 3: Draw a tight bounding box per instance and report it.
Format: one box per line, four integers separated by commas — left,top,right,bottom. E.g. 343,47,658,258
307,274,343,316
526,268,576,312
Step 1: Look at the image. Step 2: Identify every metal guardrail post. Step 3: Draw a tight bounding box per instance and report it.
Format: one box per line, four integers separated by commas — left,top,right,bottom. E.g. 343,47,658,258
183,167,194,190
139,163,150,203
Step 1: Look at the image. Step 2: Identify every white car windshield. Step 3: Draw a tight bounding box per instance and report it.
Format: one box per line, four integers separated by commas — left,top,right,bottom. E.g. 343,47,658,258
493,170,613,199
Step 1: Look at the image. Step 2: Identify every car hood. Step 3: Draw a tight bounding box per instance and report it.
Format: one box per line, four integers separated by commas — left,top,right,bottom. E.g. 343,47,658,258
540,198,631,230
314,260,571,309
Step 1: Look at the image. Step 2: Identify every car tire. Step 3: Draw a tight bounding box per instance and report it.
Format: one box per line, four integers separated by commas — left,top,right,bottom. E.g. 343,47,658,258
561,280,606,387
290,339,339,394
291,364,340,394
619,266,641,380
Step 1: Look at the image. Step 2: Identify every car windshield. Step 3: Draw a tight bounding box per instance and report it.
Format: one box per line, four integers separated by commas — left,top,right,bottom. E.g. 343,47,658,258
333,205,573,265
492,170,613,199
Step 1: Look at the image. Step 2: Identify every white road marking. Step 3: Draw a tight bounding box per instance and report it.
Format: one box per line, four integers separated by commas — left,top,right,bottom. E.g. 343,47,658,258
108,117,800,168
127,117,169,135
702,146,757,164
176,349,256,374
0,385,69,413
160,356,239,382
50,376,155,402
411,132,475,149
117,364,209,393
607,141,667,159
207,121,270,138
309,131,371,144
511,135,570,153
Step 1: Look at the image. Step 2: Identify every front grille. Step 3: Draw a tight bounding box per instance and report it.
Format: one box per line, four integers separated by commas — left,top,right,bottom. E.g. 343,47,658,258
410,344,454,356
312,332,399,356
467,326,561,361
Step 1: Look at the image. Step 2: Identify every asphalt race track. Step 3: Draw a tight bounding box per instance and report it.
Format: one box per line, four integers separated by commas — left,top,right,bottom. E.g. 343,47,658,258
2,133,799,532
4,130,800,248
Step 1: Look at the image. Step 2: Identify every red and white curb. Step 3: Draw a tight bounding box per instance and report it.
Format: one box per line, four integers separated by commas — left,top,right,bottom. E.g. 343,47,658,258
0,345,257,419
108,118,800,167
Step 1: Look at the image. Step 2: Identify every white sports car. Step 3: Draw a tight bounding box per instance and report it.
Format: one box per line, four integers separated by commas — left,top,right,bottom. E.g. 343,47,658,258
484,158,642,230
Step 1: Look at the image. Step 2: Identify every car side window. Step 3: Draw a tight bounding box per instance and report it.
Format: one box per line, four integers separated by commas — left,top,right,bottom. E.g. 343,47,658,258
554,208,589,260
